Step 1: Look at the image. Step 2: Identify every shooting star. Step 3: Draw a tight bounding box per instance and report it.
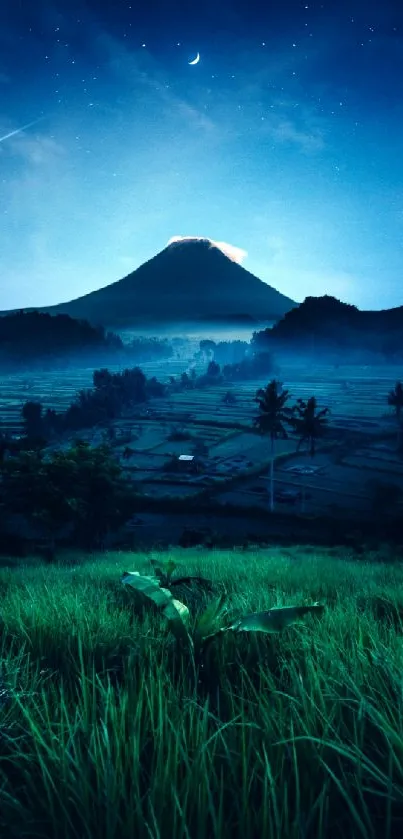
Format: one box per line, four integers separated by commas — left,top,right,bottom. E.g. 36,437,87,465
0,116,45,144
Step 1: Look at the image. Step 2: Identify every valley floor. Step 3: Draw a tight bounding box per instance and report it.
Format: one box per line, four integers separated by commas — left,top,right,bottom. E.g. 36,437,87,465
2,361,403,528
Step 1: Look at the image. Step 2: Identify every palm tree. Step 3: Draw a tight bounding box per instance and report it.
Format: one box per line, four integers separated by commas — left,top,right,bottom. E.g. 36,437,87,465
254,380,295,512
387,381,403,450
289,396,330,512
290,396,330,457
22,400,44,439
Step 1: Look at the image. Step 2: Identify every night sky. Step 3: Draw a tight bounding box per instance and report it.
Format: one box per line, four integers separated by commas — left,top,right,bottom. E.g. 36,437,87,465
1,0,402,311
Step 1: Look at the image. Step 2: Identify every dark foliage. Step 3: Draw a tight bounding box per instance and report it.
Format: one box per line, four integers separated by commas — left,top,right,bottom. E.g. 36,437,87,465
223,390,237,404
167,426,193,442
0,440,137,550
222,351,275,381
387,381,403,449
0,310,123,369
127,337,174,361
251,295,403,359
254,380,295,512
20,366,165,439
289,396,330,456
207,360,221,378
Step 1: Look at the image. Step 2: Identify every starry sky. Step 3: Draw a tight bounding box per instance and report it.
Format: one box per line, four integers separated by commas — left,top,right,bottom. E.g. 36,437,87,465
1,0,402,311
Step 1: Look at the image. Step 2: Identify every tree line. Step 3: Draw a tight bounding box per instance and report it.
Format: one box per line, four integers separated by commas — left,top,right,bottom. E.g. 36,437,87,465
0,311,176,370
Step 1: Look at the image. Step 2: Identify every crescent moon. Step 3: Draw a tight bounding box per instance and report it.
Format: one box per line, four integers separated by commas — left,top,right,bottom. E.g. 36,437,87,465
188,53,200,65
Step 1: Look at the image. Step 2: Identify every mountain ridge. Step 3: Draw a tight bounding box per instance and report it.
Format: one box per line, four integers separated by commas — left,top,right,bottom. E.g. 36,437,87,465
253,294,403,359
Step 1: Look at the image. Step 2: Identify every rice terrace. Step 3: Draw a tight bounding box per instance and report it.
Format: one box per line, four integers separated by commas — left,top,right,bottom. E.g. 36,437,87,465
1,359,402,532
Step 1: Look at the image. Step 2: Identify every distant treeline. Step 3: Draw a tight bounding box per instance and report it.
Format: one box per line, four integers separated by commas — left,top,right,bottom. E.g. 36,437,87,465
18,366,166,440
0,311,174,370
127,336,173,361
0,310,122,368
194,339,277,381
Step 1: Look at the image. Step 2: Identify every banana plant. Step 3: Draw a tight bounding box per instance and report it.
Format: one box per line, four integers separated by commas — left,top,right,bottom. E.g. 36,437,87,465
121,570,325,648
121,570,191,642
193,592,231,655
224,602,325,634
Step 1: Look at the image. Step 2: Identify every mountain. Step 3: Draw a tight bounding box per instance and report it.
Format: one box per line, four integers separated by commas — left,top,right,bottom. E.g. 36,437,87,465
5,239,295,328
253,295,403,359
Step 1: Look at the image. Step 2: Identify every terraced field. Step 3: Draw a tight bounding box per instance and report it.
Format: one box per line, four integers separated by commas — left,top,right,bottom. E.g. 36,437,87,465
1,361,402,436
0,358,200,435
154,365,403,428
216,442,403,519
2,357,403,519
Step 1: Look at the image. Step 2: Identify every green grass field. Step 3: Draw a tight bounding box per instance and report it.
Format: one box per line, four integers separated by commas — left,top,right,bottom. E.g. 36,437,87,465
0,547,403,838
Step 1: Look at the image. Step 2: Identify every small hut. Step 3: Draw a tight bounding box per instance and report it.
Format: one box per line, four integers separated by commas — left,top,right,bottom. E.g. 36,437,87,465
177,454,204,474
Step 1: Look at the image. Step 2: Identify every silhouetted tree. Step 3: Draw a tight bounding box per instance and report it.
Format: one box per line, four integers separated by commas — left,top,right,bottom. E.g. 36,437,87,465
127,337,173,361
192,439,209,457
167,426,192,442
0,433,15,463
181,372,191,389
63,366,150,432
290,396,330,457
93,368,113,390
123,446,135,460
214,340,249,366
22,401,44,439
387,381,403,450
43,407,62,437
146,376,166,397
288,395,330,513
222,351,275,382
207,360,221,378
0,441,137,550
254,380,295,512
199,339,216,358
223,390,237,404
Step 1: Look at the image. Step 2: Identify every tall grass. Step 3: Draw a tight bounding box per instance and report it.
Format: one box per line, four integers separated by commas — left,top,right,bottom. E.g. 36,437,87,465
0,547,403,838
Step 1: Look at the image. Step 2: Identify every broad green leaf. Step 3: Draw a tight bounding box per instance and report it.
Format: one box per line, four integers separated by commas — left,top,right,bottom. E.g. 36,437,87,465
121,571,190,640
226,602,325,634
165,597,190,627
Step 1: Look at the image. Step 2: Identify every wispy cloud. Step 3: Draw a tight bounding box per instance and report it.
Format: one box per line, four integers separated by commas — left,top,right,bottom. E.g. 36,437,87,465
264,114,326,153
167,235,248,264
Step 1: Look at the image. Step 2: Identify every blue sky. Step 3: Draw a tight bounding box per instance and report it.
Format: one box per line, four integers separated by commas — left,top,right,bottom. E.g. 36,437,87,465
0,0,402,310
